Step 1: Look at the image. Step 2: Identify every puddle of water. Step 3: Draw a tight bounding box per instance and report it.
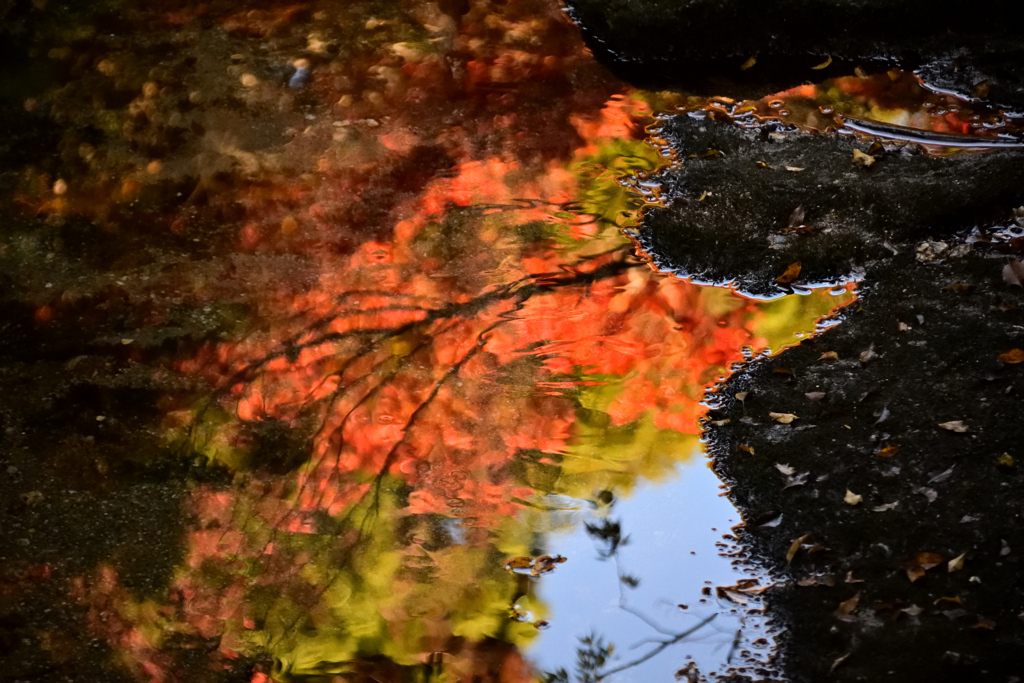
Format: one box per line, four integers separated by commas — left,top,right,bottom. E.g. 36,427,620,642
0,1,856,681
525,452,774,682
679,70,1024,152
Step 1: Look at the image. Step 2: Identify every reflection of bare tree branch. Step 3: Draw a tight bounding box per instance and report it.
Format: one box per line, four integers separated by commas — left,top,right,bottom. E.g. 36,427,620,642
190,254,638,432
544,516,721,682
593,613,717,682
188,251,643,643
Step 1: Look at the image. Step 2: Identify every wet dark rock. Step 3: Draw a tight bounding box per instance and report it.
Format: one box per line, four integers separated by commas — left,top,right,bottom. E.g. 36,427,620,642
681,117,1024,678
640,113,1024,297
564,0,1024,109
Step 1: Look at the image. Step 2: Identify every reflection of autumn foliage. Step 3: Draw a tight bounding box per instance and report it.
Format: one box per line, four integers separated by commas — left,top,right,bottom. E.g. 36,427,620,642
8,0,852,681
689,71,1021,149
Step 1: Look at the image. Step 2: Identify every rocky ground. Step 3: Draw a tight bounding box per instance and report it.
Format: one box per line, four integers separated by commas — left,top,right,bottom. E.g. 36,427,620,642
638,109,1024,682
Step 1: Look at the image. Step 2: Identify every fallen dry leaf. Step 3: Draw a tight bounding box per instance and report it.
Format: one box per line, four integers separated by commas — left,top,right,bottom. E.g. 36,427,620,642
928,466,955,484
914,552,945,570
877,445,901,458
805,391,826,401
836,592,861,616
785,166,805,172
787,205,806,227
775,463,796,476
812,55,833,70
819,351,839,360
717,588,749,605
859,345,878,364
906,566,926,583
852,148,876,166
901,605,923,616
770,412,798,424
776,261,802,285
934,596,963,606
999,348,1024,364
1003,260,1024,287
844,490,862,505
948,553,966,572
740,56,757,70
972,618,997,630
997,453,1015,468
913,486,938,503
784,472,810,488
734,391,748,401
829,652,851,674
505,557,533,570
738,444,755,454
786,534,810,563
938,420,969,433
872,502,898,512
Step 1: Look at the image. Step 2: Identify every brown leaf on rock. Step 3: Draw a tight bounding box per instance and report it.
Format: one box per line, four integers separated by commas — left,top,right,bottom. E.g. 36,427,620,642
734,391,748,401
859,345,878,364
786,534,810,563
836,592,861,616
906,566,926,582
906,552,944,581
914,552,945,570
948,553,966,572
819,351,839,360
776,261,802,284
938,420,969,433
999,348,1024,364
877,445,900,458
1003,260,1024,286
770,412,798,424
738,444,755,454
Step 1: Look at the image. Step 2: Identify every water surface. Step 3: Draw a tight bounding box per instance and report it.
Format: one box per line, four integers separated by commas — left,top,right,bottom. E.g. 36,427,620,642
0,1,857,681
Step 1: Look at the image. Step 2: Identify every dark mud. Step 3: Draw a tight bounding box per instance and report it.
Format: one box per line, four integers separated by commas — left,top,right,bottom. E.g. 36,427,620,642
639,116,1024,679
564,0,1024,109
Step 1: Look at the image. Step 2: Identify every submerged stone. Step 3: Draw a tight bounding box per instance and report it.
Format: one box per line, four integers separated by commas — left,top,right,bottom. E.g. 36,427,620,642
564,0,1024,109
